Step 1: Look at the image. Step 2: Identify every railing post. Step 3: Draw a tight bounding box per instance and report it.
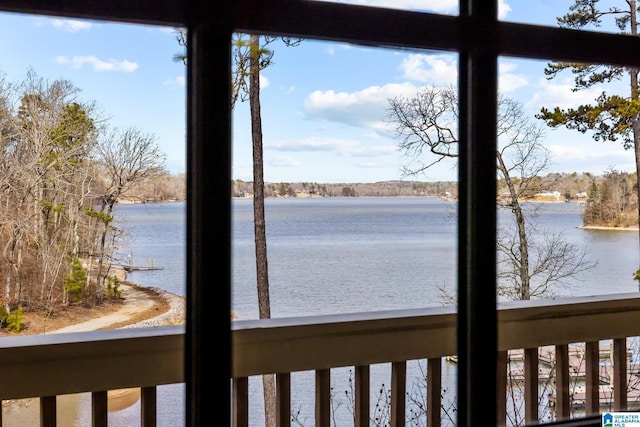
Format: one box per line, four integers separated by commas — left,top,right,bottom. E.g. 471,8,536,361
355,365,370,427
524,347,539,423
391,361,406,427
555,344,571,418
276,373,291,427
40,396,56,427
92,391,108,427
233,377,249,427
584,342,599,415
141,386,157,427
613,338,628,410
315,369,331,427
427,358,441,427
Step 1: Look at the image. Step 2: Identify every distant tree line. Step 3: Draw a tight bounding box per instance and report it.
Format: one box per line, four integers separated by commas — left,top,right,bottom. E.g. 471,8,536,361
232,179,459,198
123,173,185,203
0,69,181,325
233,170,639,228
233,172,627,201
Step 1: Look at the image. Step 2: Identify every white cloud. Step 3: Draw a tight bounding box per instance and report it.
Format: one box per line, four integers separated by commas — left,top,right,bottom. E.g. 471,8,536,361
52,19,92,33
160,26,183,34
399,54,457,85
499,0,512,20
548,144,604,162
499,62,518,74
526,78,601,111
547,142,636,174
55,55,138,72
265,137,397,158
266,137,360,153
324,44,353,56
499,62,528,92
304,82,418,128
260,75,269,89
163,76,185,87
349,145,399,157
266,154,300,167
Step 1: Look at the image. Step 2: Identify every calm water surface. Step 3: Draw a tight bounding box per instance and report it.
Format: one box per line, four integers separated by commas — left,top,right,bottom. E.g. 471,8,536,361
116,198,640,310
107,197,640,426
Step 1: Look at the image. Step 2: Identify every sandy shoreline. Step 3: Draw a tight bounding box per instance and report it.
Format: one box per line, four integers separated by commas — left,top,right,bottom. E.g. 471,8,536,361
1,283,186,425
578,225,639,231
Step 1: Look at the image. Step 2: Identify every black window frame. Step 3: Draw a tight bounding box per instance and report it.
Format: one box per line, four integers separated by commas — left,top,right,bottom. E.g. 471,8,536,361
1,1,639,425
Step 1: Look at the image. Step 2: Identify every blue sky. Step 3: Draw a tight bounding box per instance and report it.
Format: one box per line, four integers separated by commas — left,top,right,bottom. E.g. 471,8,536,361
0,1,635,183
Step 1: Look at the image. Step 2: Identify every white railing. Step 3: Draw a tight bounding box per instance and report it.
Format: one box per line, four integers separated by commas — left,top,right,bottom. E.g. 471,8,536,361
0,325,184,427
1,294,638,426
232,293,640,426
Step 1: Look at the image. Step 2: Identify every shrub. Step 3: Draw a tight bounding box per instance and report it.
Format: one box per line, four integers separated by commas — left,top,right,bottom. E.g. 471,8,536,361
64,256,87,303
6,306,23,332
106,276,121,299
0,306,8,328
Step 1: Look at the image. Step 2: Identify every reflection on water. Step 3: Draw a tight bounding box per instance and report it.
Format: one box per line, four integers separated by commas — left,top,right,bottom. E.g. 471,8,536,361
584,227,639,242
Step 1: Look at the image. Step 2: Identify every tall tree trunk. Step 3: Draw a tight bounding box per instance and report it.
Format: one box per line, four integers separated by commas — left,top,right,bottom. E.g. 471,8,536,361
513,203,530,300
249,33,276,427
497,153,530,300
4,236,17,310
95,203,115,304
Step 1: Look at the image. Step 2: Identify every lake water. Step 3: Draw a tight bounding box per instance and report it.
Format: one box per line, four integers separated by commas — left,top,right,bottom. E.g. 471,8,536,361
117,197,640,312
109,197,640,426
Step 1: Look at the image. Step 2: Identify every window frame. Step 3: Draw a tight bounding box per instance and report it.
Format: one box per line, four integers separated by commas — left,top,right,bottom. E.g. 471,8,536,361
2,1,640,425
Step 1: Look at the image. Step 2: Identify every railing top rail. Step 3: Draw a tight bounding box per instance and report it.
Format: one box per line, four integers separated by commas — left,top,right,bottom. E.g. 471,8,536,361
233,293,640,377
0,324,184,348
0,325,185,400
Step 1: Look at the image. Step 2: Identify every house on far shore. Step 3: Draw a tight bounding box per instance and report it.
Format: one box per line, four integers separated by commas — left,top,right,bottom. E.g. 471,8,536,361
575,192,588,199
534,191,562,201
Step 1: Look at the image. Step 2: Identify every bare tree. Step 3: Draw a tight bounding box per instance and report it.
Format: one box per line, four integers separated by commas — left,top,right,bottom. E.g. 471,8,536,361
387,85,596,301
92,126,166,301
388,84,598,426
495,98,597,300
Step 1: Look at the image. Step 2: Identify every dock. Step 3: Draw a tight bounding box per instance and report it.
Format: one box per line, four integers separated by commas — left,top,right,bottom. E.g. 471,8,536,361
120,252,163,272
448,343,640,408
122,265,164,272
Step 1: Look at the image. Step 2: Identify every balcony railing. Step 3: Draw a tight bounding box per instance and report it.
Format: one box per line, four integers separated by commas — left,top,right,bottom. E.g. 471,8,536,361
232,293,640,427
1,294,638,426
0,325,184,427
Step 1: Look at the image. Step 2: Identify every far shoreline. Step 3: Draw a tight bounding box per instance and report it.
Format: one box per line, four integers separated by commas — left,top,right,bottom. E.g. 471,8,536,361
578,225,639,231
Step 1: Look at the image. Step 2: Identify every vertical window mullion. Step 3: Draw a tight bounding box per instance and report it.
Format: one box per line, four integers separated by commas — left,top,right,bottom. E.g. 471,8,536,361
462,49,498,427
457,49,470,427
186,7,234,426
458,1,499,422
